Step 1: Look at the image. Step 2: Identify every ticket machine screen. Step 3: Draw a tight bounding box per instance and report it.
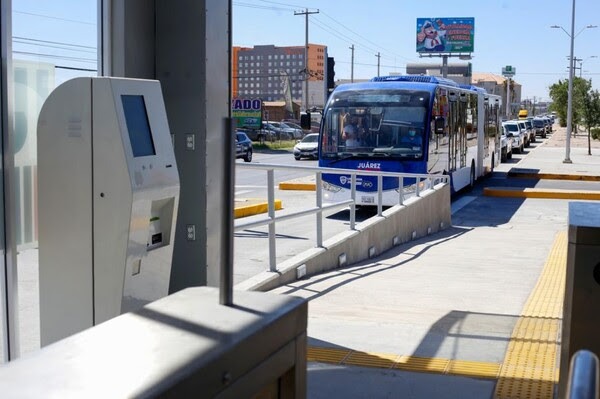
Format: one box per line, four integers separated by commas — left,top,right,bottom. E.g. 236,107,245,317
121,95,156,157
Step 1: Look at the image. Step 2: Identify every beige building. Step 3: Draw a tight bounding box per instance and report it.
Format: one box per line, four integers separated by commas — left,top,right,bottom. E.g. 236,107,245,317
472,73,522,118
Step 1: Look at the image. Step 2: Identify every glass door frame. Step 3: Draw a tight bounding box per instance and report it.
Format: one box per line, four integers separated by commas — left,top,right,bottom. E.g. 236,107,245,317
1,0,20,362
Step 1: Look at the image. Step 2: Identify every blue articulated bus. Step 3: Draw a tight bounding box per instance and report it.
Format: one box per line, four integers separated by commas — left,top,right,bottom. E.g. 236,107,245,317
318,75,502,206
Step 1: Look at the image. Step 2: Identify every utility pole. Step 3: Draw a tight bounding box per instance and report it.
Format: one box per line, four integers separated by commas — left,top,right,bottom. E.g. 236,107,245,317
376,52,381,77
349,45,355,82
505,77,510,119
295,8,319,112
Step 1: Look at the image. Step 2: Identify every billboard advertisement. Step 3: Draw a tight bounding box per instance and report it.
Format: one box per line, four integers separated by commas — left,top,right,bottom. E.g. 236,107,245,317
232,98,262,129
416,18,474,53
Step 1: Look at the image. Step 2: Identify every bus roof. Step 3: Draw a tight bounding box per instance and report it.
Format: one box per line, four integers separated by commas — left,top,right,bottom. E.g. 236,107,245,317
370,75,460,87
459,84,488,94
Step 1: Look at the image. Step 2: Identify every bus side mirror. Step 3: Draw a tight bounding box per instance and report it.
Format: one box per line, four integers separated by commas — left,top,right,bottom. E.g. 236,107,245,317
434,117,445,134
300,113,311,130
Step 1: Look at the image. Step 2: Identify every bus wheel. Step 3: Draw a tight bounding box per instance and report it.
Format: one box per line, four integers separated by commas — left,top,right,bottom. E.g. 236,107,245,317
469,163,475,190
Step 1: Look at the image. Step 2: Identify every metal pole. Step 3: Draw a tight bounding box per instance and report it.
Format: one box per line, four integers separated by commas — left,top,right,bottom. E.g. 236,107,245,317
376,52,381,77
220,0,234,306
442,54,448,78
267,169,277,271
304,9,309,111
316,172,323,247
565,0,576,163
350,45,354,83
350,174,356,230
220,117,234,306
377,175,383,216
294,8,319,111
506,77,510,119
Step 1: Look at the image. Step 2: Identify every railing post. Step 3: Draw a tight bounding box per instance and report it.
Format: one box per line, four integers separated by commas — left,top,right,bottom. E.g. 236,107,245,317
416,177,421,197
377,175,383,216
316,172,323,247
267,169,277,272
350,174,356,230
399,176,404,205
566,350,599,399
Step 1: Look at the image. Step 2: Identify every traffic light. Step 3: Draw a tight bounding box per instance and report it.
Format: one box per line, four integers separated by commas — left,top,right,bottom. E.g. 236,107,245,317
327,57,335,93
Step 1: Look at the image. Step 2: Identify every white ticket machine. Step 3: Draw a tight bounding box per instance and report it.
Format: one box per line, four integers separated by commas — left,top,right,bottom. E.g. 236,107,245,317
38,77,180,346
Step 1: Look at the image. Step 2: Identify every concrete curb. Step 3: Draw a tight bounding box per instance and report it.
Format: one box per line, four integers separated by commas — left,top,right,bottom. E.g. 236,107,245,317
234,199,282,218
235,184,451,292
483,187,600,200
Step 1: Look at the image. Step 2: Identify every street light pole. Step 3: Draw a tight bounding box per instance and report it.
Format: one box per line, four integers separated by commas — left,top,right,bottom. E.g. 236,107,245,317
550,6,597,163
564,0,576,163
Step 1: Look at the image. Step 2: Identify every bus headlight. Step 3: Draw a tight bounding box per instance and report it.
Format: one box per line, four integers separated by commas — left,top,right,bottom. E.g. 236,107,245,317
322,181,342,193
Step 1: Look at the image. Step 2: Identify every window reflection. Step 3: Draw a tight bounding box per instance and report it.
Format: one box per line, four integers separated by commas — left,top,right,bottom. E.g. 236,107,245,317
7,1,97,359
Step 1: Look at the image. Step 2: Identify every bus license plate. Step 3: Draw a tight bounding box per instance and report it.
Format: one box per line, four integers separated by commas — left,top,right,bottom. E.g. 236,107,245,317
361,196,374,204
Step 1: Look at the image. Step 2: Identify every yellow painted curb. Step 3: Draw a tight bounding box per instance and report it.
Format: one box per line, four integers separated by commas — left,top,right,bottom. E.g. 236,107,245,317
234,199,282,218
508,172,600,182
278,182,316,191
484,187,600,200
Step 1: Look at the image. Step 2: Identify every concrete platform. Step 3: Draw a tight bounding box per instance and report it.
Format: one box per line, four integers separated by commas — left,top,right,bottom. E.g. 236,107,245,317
267,125,600,398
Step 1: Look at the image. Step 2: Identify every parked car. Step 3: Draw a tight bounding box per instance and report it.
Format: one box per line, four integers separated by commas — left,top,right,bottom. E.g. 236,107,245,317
517,119,534,146
541,116,553,133
500,125,513,161
235,130,253,162
264,121,294,140
293,133,319,160
502,121,524,154
532,117,547,138
279,121,304,139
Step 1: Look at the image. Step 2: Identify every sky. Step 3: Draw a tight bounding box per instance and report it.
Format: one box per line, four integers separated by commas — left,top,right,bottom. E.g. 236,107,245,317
8,1,600,103
233,0,600,102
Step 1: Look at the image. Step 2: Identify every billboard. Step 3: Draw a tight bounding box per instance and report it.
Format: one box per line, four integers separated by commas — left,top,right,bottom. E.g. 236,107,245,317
416,18,474,53
232,98,262,129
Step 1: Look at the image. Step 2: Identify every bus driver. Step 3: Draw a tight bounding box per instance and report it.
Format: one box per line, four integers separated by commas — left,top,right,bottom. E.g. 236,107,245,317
342,115,361,148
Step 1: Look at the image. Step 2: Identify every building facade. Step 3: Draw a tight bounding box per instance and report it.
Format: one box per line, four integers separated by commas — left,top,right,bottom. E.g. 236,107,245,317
232,44,328,110
471,73,522,119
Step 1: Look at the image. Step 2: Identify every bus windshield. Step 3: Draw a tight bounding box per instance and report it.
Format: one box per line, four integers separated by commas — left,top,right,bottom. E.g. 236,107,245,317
320,89,430,160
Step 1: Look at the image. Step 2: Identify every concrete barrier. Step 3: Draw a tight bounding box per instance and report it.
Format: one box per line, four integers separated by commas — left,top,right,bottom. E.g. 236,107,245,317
236,183,451,292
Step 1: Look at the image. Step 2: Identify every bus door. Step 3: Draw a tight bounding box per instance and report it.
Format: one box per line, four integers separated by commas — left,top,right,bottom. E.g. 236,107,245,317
447,95,459,171
459,93,472,169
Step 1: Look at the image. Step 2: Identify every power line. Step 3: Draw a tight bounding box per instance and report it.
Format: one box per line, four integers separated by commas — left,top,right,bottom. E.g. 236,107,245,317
13,50,96,64
55,65,97,72
318,11,415,63
13,10,95,26
13,36,96,50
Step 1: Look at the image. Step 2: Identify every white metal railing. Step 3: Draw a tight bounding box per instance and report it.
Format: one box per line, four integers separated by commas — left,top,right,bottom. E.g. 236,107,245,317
235,163,449,272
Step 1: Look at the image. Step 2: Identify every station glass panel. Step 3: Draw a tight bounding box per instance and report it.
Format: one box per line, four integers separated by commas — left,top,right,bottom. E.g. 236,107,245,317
10,0,97,357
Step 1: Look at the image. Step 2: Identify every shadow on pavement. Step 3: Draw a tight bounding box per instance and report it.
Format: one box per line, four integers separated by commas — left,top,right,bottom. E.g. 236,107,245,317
276,227,471,301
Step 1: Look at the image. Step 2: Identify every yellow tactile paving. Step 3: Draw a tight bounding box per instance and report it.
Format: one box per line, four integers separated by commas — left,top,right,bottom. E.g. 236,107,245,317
394,355,450,374
307,347,351,365
344,351,400,369
494,231,566,399
306,231,567,393
447,360,501,378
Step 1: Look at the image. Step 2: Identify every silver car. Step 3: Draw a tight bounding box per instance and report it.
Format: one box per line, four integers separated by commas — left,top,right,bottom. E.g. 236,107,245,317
293,133,319,160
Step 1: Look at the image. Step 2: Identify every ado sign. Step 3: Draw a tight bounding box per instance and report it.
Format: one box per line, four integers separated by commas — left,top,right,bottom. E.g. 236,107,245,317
232,98,262,129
